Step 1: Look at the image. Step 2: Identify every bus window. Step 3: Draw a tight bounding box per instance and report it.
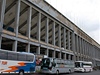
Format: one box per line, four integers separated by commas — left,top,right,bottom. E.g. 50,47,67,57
26,55,34,62
8,52,17,60
75,62,80,67
41,58,50,68
0,50,7,59
18,53,26,61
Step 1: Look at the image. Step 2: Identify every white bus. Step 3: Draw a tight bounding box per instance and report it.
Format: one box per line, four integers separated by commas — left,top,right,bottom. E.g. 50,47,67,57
41,57,74,74
0,49,36,75
74,61,93,72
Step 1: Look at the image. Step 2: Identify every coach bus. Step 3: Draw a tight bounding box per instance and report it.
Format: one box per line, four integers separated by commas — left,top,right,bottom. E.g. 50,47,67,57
0,49,36,75
74,61,93,72
41,57,74,74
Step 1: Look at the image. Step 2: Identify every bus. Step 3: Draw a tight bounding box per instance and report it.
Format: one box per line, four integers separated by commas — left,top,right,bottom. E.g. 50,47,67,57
0,49,36,75
74,61,93,72
35,54,48,72
41,57,74,74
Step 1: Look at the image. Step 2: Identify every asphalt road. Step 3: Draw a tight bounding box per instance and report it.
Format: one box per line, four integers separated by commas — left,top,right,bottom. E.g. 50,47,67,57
2,70,100,75
34,70,100,75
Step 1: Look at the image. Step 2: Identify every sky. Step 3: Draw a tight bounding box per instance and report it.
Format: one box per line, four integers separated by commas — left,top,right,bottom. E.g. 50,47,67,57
45,0,100,44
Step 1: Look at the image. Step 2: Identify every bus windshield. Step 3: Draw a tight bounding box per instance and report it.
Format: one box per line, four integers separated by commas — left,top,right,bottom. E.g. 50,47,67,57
75,62,80,68
41,58,50,68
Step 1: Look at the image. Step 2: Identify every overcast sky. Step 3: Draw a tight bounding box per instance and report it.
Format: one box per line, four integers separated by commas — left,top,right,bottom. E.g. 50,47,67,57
45,0,100,44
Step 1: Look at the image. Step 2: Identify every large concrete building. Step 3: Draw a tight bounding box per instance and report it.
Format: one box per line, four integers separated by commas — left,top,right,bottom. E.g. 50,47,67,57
0,0,100,67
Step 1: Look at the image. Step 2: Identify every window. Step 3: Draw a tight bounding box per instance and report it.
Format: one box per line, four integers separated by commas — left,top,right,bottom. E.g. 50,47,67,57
26,55,34,62
8,52,17,60
0,50,7,59
18,53,26,61
75,62,80,67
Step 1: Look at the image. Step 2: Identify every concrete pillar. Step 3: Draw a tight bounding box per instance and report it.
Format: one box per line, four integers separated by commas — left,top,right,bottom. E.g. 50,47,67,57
81,39,83,55
27,6,32,39
12,40,17,52
58,25,61,48
45,17,49,43
15,0,21,37
37,12,41,42
79,37,81,54
69,54,71,60
0,0,6,49
52,21,55,45
64,53,66,60
59,51,61,59
83,40,85,56
76,35,78,53
45,48,49,57
76,35,79,59
64,28,66,49
80,38,82,55
68,31,70,50
37,46,40,54
0,0,6,26
53,50,55,58
84,41,86,55
26,43,30,53
72,32,75,61
0,36,2,49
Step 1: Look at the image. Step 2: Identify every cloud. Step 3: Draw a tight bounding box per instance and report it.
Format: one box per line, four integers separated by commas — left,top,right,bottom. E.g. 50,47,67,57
45,0,100,44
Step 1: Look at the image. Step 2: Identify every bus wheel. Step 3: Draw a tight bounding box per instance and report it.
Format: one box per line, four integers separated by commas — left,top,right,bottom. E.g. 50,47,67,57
19,70,24,75
56,70,59,75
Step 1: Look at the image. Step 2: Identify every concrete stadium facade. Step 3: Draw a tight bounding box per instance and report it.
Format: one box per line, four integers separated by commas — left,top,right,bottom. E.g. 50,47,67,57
0,0,100,67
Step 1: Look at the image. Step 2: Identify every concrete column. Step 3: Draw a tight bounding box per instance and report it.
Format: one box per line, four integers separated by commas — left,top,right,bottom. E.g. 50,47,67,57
12,40,17,52
27,6,32,39
83,40,84,55
76,35,79,60
0,0,6,26
69,54,71,60
53,50,55,58
72,32,75,61
81,39,84,54
92,45,94,58
76,35,79,53
45,48,49,57
37,12,41,42
0,0,6,48
86,42,88,56
52,21,55,45
91,45,93,58
75,35,77,53
89,44,90,57
37,46,40,54
79,37,81,54
64,28,66,49
84,41,86,55
26,43,30,53
64,53,66,60
15,0,21,37
0,36,2,49
87,42,89,56
68,31,70,50
59,51,61,59
80,37,82,57
45,17,49,43
58,25,61,48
